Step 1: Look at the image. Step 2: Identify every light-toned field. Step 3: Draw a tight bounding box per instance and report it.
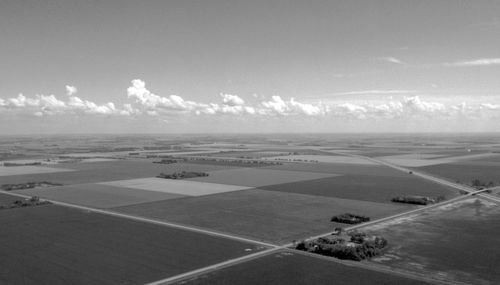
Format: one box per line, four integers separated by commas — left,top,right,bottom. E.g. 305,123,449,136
188,168,338,187
264,154,377,165
0,166,74,176
113,189,411,244
379,152,500,167
378,157,451,167
100,177,252,196
16,183,186,208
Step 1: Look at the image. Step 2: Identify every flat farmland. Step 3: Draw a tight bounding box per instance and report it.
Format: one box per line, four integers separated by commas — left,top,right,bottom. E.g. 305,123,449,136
262,162,412,177
16,183,186,208
0,160,233,185
114,189,410,244
182,251,432,285
0,165,74,176
417,161,500,184
362,198,500,285
0,203,265,285
101,178,252,196
188,168,337,187
260,174,457,204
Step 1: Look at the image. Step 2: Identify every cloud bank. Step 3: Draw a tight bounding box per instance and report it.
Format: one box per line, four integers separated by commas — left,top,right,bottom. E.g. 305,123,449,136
1,79,499,128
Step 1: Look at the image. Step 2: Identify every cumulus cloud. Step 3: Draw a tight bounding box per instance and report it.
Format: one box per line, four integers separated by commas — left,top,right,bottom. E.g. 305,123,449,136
65,85,78,96
2,79,499,125
260,96,329,116
127,79,202,112
447,58,500,67
220,94,245,106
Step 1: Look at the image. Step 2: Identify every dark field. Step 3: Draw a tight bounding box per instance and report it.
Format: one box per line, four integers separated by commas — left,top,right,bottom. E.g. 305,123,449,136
181,251,432,285
417,162,500,185
16,183,186,208
263,162,411,177
114,189,409,244
260,174,457,204
0,160,233,185
363,198,500,285
0,192,25,205
0,203,265,285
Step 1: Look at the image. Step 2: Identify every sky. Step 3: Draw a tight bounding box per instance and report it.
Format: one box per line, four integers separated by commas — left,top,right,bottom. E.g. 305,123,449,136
1,0,500,134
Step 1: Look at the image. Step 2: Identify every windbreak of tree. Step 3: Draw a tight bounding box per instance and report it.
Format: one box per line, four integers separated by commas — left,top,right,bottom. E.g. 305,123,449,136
157,171,209,179
296,231,388,261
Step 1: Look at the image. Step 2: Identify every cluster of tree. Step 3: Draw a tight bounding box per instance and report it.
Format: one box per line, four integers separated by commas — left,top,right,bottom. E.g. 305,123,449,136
391,195,445,205
1,181,62,191
0,196,51,210
157,171,209,179
3,162,42,167
331,213,370,224
470,179,496,189
153,159,179,164
295,231,388,261
182,157,283,166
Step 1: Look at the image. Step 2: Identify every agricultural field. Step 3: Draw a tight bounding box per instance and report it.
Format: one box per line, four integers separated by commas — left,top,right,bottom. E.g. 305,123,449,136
263,162,413,177
114,189,410,244
101,177,252,196
0,202,266,285
187,168,338,187
182,251,433,285
260,174,457,204
417,161,500,186
361,198,500,285
0,193,24,205
0,160,233,185
0,165,74,176
15,183,186,208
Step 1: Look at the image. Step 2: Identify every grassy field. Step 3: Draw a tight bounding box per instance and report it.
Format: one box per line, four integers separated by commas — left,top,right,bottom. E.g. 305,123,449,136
0,160,233,185
101,177,251,196
16,183,186,208
260,174,457,204
188,168,337,187
114,189,410,244
183,251,432,285
0,203,265,285
0,165,74,176
362,198,500,285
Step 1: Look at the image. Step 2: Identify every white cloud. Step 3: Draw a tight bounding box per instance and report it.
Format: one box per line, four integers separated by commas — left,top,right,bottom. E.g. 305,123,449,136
65,85,78,96
2,79,500,126
378,57,404,64
260,96,328,116
447,58,500,67
220,93,245,106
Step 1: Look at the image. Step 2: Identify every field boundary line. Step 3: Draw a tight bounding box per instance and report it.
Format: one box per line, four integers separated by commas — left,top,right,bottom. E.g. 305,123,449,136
0,189,277,248
145,248,281,285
